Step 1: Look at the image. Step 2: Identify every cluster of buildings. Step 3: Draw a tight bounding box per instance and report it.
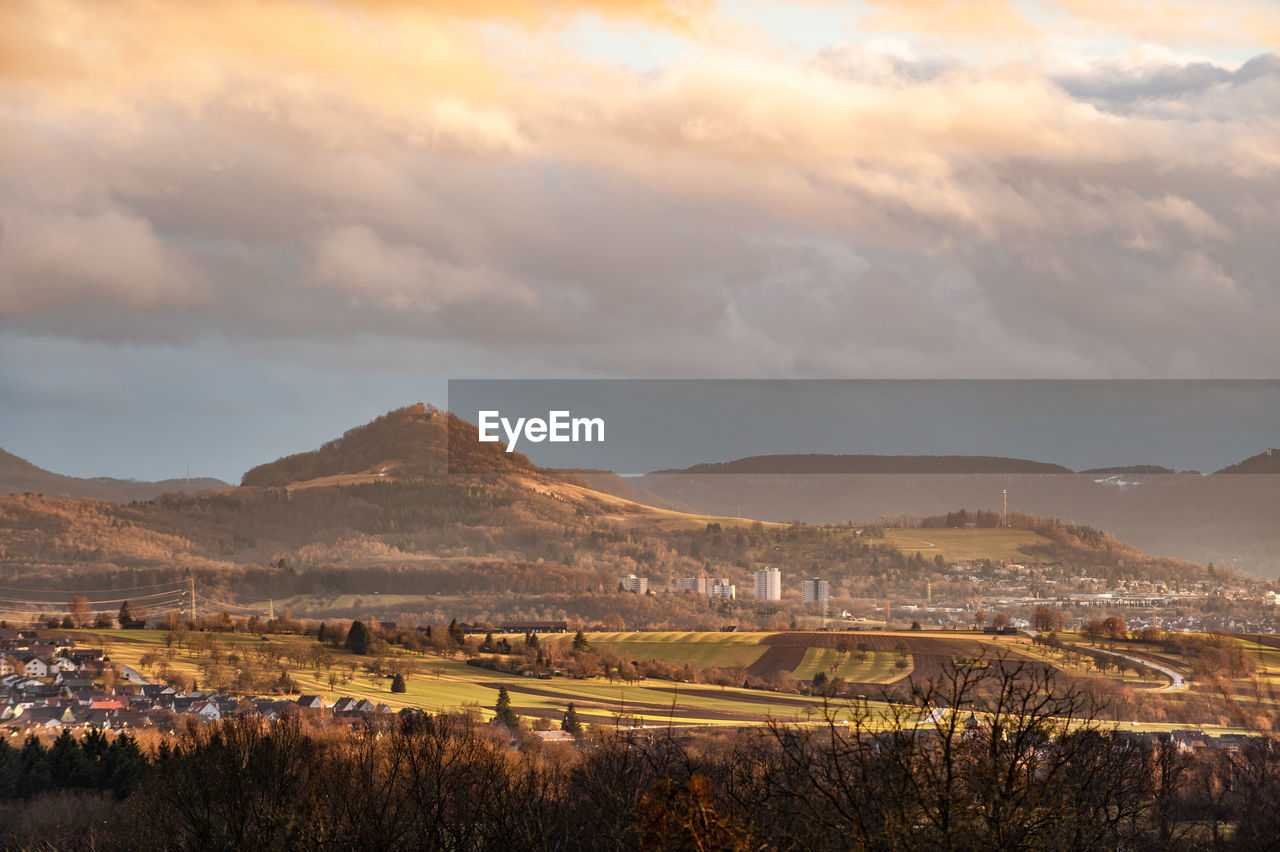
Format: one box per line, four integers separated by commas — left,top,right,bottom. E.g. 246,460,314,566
1,629,400,734
617,568,831,609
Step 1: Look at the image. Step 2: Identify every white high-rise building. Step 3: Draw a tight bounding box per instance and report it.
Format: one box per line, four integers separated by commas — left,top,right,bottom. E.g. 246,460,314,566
675,577,709,595
676,577,732,596
754,567,781,601
618,574,649,594
802,578,829,606
710,581,736,600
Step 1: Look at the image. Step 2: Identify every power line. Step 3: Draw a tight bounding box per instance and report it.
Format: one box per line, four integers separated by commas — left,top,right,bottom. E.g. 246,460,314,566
0,589,191,606
0,579,187,594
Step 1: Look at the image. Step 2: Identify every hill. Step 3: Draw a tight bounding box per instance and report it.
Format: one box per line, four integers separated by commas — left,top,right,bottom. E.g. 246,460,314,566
241,403,549,486
1216,449,1280,474
605,470,1280,575
0,405,1231,633
0,448,228,503
657,454,1073,475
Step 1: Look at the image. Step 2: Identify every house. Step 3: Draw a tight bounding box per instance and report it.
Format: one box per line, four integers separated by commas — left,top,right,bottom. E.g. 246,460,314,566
0,655,17,676
296,695,325,710
188,699,222,721
21,655,50,677
531,730,575,743
499,621,568,634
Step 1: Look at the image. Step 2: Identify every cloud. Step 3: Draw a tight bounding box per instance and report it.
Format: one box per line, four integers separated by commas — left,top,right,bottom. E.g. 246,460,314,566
0,205,203,317
311,224,535,312
0,0,1279,384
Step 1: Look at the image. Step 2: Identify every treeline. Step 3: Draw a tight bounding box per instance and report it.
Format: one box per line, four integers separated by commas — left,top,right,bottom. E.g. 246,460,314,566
9,660,1280,850
0,729,146,802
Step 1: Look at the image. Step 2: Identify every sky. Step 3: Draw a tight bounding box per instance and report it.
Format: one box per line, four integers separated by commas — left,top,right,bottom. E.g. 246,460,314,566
1,1,1279,482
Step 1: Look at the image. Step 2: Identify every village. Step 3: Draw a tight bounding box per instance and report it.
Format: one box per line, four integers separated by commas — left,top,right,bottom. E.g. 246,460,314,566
0,628,421,735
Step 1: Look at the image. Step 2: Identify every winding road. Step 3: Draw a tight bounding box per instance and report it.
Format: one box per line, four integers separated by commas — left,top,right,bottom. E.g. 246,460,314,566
1023,630,1187,692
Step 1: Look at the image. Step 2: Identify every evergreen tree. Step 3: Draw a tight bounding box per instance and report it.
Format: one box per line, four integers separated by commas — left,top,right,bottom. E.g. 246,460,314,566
391,673,407,693
117,600,133,625
525,631,539,650
494,685,519,729
561,702,583,735
572,630,589,652
345,620,371,655
448,618,466,646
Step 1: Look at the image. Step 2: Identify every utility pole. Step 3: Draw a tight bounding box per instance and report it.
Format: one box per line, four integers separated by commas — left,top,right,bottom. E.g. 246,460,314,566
1002,489,1008,527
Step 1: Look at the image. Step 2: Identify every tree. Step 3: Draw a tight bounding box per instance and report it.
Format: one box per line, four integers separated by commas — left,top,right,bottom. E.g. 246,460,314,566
1030,606,1061,633
494,685,519,729
561,702,583,735
1102,616,1128,640
448,618,466,646
68,596,90,628
390,673,406,693
572,630,589,652
345,620,371,655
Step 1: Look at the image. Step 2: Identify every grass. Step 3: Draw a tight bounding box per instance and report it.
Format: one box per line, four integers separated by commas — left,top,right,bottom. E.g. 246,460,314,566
69,629,875,727
882,527,1047,561
791,648,910,683
586,631,770,670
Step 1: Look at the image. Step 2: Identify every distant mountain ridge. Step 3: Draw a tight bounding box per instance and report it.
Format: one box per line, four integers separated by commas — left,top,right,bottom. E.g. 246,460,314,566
0,448,228,503
1215,449,1280,474
1080,465,1179,475
658,454,1074,475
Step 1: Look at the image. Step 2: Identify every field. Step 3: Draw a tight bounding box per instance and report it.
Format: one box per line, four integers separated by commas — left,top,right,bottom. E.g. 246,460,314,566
791,647,908,682
66,626,1280,732
882,527,1047,561
585,631,771,670
72,629,883,727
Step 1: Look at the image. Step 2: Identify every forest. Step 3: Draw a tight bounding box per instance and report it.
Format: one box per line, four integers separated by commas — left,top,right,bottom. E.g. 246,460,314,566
4,657,1280,850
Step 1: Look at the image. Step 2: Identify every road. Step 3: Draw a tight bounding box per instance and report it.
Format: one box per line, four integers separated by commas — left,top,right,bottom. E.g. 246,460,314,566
116,663,149,685
1022,630,1187,692
1088,645,1187,692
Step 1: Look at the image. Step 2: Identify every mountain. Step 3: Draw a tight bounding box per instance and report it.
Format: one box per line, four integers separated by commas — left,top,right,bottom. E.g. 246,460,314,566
0,405,650,574
598,468,1280,576
656,454,1073,475
241,403,549,487
0,448,228,503
1216,449,1280,474
0,406,1231,629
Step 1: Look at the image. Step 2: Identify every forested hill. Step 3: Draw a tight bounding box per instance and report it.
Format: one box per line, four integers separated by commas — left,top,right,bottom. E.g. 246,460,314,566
658,454,1073,475
1216,450,1280,474
0,448,228,503
241,403,556,486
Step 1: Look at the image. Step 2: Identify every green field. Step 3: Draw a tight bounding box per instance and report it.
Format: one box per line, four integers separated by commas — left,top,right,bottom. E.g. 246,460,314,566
73,629,871,727
586,631,770,669
68,626,1280,731
791,647,909,683
883,527,1047,561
